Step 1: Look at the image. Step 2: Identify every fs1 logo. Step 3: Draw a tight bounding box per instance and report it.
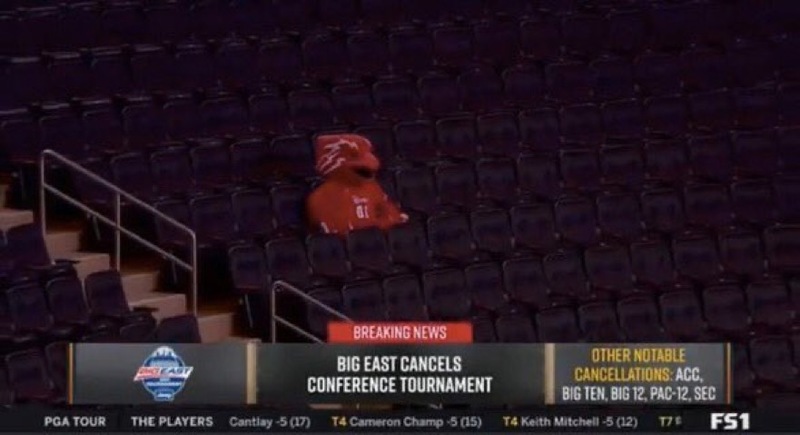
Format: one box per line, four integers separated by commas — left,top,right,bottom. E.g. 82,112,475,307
710,413,750,431
133,346,193,402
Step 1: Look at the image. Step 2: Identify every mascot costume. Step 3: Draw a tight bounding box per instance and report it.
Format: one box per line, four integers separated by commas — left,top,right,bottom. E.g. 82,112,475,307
307,134,407,235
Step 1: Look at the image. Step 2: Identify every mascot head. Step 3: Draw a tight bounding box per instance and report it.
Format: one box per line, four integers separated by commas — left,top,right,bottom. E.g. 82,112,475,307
314,134,380,184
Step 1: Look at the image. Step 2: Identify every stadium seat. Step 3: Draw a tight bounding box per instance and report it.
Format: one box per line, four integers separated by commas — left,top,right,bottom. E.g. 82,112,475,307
305,287,343,339
503,256,548,309
394,120,437,162
477,112,521,158
306,234,350,281
681,48,731,91
258,37,303,82
537,306,581,342
473,20,519,64
342,281,387,321
602,98,645,140
269,183,308,232
634,53,682,96
606,9,646,54
641,187,685,233
545,61,594,103
458,67,504,112
703,284,751,338
270,135,316,179
718,229,765,278
151,146,195,197
630,237,675,289
509,202,558,253
435,163,478,208
332,84,376,126
265,237,313,288
672,232,724,284
502,65,545,108
554,195,598,246
6,283,74,341
543,249,590,300
519,108,560,151
584,243,634,295
562,14,607,57
436,116,479,160
470,208,514,255
288,89,335,130
731,179,776,226
432,24,474,68
688,90,734,132
495,312,537,342
683,182,734,228
389,28,434,73
617,295,667,341
749,336,798,388
465,262,507,312
156,314,201,343
687,133,733,182
732,130,779,177
644,95,689,138
599,144,645,188
302,32,348,80
764,225,800,273
591,57,635,101
395,166,439,215
190,194,238,249
596,191,642,240
559,104,603,146
734,86,778,130
373,77,421,121
44,341,67,399
559,148,601,192
249,92,290,135
110,152,156,200
427,213,478,263
472,315,497,343
84,270,155,327
520,18,560,61
45,276,115,336
517,152,560,200
119,320,156,343
422,268,471,319
774,176,800,222
383,274,428,321
227,244,270,295
387,222,431,270
746,281,793,330
577,301,623,342
475,158,517,203
4,349,57,403
659,290,708,341
417,72,461,117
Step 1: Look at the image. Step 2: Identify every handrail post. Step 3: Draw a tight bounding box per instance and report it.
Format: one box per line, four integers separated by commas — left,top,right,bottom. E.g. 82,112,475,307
38,153,47,237
190,234,198,316
113,192,121,271
270,283,277,343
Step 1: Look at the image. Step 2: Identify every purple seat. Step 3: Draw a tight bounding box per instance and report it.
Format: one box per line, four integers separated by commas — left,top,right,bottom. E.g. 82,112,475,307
84,270,155,326
393,120,437,162
536,306,581,342
387,223,431,270
273,0,315,31
332,84,376,125
258,37,303,82
583,301,627,344
163,98,202,140
688,133,733,181
502,65,545,107
346,30,390,76
562,13,607,57
417,72,461,116
156,314,201,343
630,237,675,289
395,166,438,215
644,95,689,137
554,195,598,246
85,49,130,97
746,281,793,330
130,45,176,91
307,234,350,280
265,237,312,288
82,108,124,154
702,284,750,337
779,83,799,126
731,179,775,225
422,268,470,319
287,89,334,130
778,127,800,171
227,243,269,295
150,146,194,196
775,176,800,222
5,349,57,403
543,249,589,299
389,28,433,73
305,287,343,338
427,213,477,263
465,262,507,312
495,312,537,342
510,202,557,252
368,76,419,117
520,18,560,61
270,135,315,179
342,281,387,321
734,87,778,130
559,148,600,192
5,223,75,279
0,116,41,165
673,232,723,284
46,276,114,336
617,295,667,341
346,227,392,274
644,139,688,183
435,116,478,159
559,104,602,146
634,53,682,96
230,190,273,240
153,199,192,249
474,20,520,64
269,183,307,231
215,37,258,88
659,290,707,341
44,341,68,397
596,191,642,240
519,108,560,151
190,194,238,247
680,48,731,91
302,32,348,80
38,113,86,159
355,125,398,169
728,39,778,86
472,315,497,342
458,67,504,112
470,208,513,255
649,2,703,50
476,158,517,203
749,336,798,388
599,144,644,188
6,283,73,340
688,90,734,131
517,152,560,199
584,243,634,295
191,142,232,189
118,320,156,343
383,274,428,320
231,138,270,183
719,229,765,278
499,256,547,308
757,393,800,410
601,98,644,140
764,225,800,273
606,9,647,54
683,182,733,228
122,103,167,148
432,24,474,68
201,97,249,137
592,57,635,101
476,112,520,158
732,130,779,177
545,61,594,103
318,0,358,27
402,0,444,21
732,344,757,398
143,3,190,41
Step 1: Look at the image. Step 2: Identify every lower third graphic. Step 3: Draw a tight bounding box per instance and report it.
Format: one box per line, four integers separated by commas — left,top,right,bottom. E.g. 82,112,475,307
133,346,194,402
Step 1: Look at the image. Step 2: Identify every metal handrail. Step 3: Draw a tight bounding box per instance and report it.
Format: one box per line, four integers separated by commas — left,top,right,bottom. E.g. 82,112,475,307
39,149,199,315
269,280,353,343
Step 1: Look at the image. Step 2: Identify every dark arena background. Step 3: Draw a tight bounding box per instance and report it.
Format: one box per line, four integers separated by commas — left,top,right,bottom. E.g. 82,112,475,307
0,0,798,433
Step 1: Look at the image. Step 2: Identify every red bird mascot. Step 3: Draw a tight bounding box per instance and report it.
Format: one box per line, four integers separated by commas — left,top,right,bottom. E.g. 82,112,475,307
307,134,408,235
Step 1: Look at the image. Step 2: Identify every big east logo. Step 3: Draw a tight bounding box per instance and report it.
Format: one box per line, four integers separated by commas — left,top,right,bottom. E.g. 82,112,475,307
133,346,193,402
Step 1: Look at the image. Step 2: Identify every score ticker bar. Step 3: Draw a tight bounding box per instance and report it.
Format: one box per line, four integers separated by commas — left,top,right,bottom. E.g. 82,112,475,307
70,342,730,406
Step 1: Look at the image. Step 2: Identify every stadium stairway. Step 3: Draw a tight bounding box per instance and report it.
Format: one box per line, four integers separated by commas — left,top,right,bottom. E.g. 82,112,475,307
0,179,240,343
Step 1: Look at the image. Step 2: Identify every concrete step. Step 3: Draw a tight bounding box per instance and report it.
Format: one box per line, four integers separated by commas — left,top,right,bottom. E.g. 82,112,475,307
121,270,159,301
62,251,110,281
198,311,237,343
0,208,33,231
45,230,82,258
129,291,187,321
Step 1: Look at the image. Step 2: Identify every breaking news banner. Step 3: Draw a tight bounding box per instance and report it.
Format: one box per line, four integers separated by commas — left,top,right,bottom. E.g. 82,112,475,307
4,408,800,432
71,343,252,405
549,343,730,405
